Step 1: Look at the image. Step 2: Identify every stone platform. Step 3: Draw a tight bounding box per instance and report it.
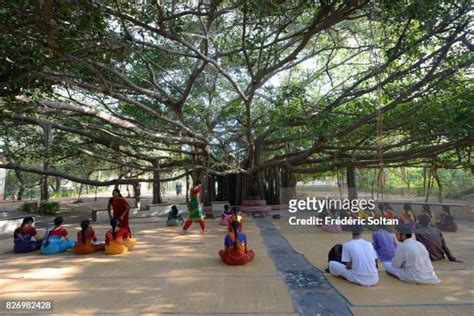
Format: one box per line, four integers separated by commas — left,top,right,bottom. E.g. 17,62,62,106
239,198,272,214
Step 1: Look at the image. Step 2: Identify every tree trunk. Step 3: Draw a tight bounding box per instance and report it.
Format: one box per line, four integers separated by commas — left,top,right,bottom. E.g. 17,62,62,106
432,169,443,203
425,170,432,202
185,170,190,203
18,185,24,201
347,165,358,202
133,182,141,208
40,163,49,201
15,169,25,201
55,177,61,192
338,171,344,200
77,183,83,200
219,168,295,206
370,169,376,198
152,159,162,204
422,167,427,196
40,123,52,201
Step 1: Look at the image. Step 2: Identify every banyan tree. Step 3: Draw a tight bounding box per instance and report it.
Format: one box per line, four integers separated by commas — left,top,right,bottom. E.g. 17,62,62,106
0,0,472,204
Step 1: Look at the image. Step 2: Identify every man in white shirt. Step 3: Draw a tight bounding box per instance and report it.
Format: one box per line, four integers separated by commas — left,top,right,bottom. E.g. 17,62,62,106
384,226,440,284
328,225,379,286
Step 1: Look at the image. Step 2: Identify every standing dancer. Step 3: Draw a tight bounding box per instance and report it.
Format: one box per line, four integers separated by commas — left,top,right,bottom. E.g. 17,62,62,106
108,188,132,236
183,180,205,233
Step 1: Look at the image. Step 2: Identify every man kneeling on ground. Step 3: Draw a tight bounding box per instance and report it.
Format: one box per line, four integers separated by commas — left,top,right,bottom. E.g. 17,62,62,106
384,226,440,284
328,225,379,287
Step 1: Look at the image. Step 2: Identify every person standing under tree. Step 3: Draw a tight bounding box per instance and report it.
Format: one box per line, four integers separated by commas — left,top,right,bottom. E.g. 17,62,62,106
176,182,182,196
108,188,132,237
183,180,205,233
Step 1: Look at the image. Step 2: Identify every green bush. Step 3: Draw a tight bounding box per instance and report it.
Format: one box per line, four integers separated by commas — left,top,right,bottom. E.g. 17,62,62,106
50,188,76,198
19,202,38,213
39,201,60,215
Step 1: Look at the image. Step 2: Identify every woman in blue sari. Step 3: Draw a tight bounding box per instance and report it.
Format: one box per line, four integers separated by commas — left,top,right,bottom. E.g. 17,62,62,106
13,217,42,253
40,217,76,255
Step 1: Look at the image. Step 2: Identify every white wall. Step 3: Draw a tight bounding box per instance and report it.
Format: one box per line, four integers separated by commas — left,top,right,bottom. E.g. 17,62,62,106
0,168,5,200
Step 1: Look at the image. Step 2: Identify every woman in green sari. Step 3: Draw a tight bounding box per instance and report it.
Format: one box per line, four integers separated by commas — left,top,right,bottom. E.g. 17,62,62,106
183,180,205,233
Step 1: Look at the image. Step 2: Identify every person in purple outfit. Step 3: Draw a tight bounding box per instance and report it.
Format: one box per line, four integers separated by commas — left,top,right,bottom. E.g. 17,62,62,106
372,220,397,261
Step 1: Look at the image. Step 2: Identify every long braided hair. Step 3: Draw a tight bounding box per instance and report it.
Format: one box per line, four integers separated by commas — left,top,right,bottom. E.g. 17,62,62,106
231,220,242,251
110,218,119,238
45,216,63,247
80,220,90,244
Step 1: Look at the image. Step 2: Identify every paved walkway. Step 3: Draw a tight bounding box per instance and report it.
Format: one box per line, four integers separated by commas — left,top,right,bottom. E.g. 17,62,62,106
255,218,351,315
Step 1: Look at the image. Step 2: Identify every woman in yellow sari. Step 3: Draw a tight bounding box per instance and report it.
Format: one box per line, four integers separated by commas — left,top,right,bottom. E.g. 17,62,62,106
105,218,137,255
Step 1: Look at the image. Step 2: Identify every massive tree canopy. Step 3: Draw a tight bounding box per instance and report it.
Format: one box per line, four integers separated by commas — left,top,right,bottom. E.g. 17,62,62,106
0,0,472,203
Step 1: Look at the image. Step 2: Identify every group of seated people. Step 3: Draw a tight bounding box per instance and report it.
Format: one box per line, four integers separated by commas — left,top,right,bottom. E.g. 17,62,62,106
13,216,137,256
322,203,458,234
384,202,458,232
326,206,462,287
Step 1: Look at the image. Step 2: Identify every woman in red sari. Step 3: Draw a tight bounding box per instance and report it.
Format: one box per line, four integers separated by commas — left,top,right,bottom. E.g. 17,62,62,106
107,188,131,236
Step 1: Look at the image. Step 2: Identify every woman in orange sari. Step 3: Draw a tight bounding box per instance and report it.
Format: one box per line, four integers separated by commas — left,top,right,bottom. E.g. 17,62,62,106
108,188,131,236
219,221,255,265
74,220,105,255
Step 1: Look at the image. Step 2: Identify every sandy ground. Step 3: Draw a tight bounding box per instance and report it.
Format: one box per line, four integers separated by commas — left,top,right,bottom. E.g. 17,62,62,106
0,216,296,315
1,190,473,315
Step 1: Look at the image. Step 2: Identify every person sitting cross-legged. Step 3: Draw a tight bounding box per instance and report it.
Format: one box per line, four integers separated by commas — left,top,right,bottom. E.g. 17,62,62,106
384,226,441,284
167,205,184,226
220,204,232,225
372,221,397,261
13,217,42,253
358,207,377,231
74,220,105,255
436,205,457,232
105,218,137,255
40,216,76,255
321,208,342,233
398,202,417,233
415,214,462,263
328,225,379,287
219,221,255,265
417,204,435,227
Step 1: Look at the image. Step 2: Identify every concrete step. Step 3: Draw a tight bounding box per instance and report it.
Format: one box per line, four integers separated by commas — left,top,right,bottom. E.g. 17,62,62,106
242,199,267,206
239,205,272,213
